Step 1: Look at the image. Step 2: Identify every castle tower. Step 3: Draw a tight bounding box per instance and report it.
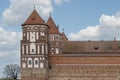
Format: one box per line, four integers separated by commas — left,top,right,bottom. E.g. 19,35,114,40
47,16,62,54
21,9,49,80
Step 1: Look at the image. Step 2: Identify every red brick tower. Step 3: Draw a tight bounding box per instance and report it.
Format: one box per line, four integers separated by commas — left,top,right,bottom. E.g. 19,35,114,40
21,9,49,80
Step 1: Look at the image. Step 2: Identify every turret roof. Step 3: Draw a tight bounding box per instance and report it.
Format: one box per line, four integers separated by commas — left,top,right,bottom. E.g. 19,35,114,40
47,16,60,34
22,9,46,26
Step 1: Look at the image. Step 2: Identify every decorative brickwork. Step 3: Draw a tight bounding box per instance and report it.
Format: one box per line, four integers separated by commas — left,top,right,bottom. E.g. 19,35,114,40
49,55,120,64
20,9,120,80
21,69,48,80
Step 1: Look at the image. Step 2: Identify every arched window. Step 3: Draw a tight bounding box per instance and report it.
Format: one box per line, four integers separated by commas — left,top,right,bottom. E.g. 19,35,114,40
30,32,35,42
35,60,38,64
29,60,32,65
34,58,39,68
28,58,32,68
30,43,36,54
40,63,44,68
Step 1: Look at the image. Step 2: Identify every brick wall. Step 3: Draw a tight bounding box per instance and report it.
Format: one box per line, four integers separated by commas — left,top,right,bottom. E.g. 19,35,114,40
48,65,120,80
21,68,48,80
50,56,120,64
48,55,120,80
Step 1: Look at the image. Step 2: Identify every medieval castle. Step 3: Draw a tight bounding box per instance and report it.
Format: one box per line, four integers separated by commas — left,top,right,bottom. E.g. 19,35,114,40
21,9,120,80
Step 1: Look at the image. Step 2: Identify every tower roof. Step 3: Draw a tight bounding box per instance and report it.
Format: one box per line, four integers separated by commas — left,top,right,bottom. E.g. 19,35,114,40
47,16,60,34
22,9,46,26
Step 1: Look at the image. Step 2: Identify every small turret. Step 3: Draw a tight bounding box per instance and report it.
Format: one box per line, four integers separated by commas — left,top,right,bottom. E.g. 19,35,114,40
47,15,62,54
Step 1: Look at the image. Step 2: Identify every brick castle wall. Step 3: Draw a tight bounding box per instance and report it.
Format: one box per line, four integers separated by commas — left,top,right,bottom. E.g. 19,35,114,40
21,68,48,80
48,65,120,80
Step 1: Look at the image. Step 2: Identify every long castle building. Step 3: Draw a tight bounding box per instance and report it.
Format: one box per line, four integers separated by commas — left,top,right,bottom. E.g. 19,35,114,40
21,9,120,80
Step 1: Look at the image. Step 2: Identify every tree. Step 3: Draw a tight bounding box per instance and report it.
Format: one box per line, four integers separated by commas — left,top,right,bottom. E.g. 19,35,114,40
3,64,20,80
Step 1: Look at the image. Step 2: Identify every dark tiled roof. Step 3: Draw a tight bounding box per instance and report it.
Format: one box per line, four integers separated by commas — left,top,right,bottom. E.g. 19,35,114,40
47,16,60,34
63,41,120,53
49,53,120,64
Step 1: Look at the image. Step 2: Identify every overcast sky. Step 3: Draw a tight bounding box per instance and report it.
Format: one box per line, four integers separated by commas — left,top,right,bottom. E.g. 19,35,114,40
0,0,120,78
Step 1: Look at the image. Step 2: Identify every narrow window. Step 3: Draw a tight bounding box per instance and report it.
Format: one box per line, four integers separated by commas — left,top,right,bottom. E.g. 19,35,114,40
26,46,28,54
29,60,32,65
30,32,35,42
28,58,32,68
42,45,44,54
37,45,40,54
55,48,59,54
32,49,34,52
56,36,58,41
46,44,48,54
36,32,39,39
22,46,24,54
35,60,38,65
27,32,29,40
34,58,39,68
30,43,36,54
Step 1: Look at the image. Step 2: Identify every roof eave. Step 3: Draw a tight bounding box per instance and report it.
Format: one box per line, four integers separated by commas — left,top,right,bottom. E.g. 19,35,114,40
21,23,50,29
